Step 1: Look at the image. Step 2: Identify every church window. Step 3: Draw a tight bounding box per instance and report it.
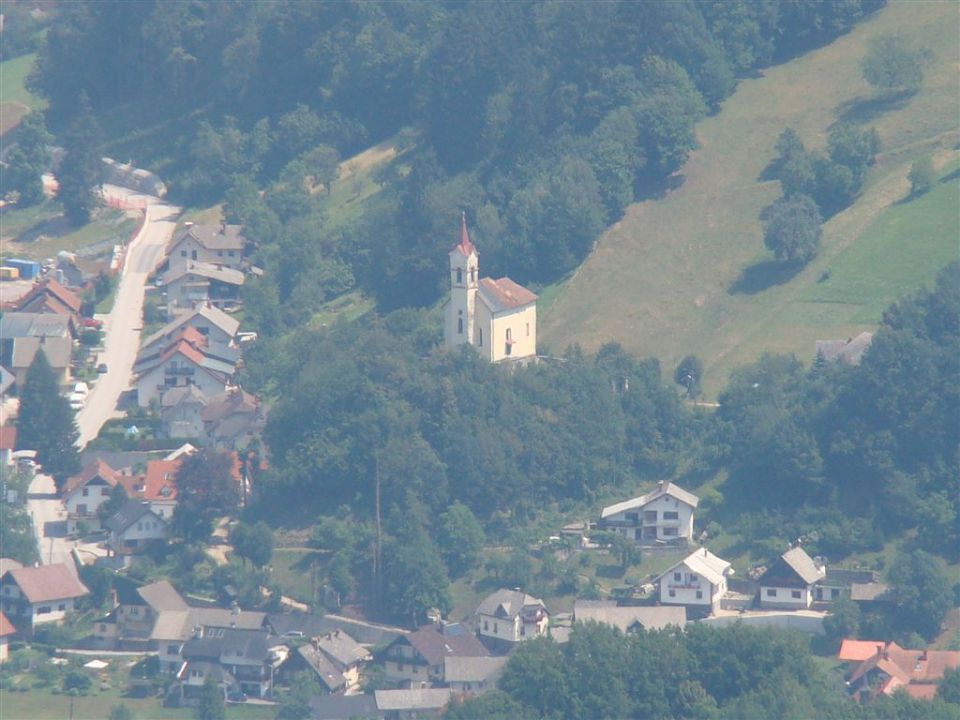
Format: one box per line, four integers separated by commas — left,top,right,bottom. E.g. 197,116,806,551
458,317,463,334
526,323,530,337
505,328,513,356
479,328,483,346
456,268,462,284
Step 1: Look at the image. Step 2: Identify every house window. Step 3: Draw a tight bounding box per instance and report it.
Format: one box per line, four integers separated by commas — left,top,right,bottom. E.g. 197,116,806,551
831,588,840,599
397,662,404,672
689,574,698,582
228,251,235,257
100,624,107,632
58,603,66,611
479,328,483,346
181,250,187,257
217,250,223,257
38,606,51,614
791,590,802,599
766,588,776,597
493,623,498,634
663,527,678,537
505,329,512,356
625,512,639,523
673,572,682,582
484,621,488,631
663,511,679,520
82,488,89,497
167,645,179,655
413,665,418,674
101,487,109,496
696,591,703,600
456,268,463,284
668,589,676,598
526,323,530,337
191,250,197,260
521,625,526,636
644,511,658,522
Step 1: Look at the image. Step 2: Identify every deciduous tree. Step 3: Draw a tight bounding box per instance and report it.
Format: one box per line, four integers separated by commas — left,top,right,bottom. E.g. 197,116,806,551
172,449,240,544
862,35,929,96
761,194,822,264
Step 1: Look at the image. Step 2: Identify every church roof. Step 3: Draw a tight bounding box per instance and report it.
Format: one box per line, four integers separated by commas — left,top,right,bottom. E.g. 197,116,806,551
478,277,537,312
450,212,477,257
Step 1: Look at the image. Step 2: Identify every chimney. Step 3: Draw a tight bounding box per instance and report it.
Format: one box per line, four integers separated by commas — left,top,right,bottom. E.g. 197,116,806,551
220,219,226,234
657,480,664,491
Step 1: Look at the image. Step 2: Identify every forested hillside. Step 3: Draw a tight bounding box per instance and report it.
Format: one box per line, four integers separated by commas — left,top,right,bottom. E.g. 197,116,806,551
28,0,884,321
251,262,957,625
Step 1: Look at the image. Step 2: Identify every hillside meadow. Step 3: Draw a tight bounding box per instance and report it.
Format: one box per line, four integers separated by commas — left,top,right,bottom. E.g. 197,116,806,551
541,0,959,396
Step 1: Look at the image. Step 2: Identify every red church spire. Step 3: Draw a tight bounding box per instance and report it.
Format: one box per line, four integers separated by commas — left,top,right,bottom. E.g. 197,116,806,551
456,210,477,256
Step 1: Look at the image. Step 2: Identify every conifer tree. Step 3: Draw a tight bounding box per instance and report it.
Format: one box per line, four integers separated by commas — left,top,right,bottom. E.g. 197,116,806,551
16,349,80,487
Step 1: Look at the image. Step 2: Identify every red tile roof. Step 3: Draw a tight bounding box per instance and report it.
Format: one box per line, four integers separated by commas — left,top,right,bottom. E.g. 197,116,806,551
478,277,537,311
451,212,477,257
843,640,960,698
63,459,119,497
0,425,16,451
142,460,180,502
839,639,885,662
4,564,89,603
0,610,15,637
16,278,82,315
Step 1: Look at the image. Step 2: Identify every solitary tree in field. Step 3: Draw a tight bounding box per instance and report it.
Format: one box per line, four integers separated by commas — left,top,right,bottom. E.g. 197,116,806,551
4,111,52,206
16,350,80,487
907,156,935,197
761,194,822,265
674,355,704,398
861,35,929,96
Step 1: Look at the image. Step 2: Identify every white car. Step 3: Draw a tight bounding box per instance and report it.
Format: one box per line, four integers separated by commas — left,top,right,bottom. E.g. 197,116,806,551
73,382,89,397
69,392,85,411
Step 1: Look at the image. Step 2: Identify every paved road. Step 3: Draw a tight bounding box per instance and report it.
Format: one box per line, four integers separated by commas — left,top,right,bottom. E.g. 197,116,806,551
27,185,178,572
76,185,180,447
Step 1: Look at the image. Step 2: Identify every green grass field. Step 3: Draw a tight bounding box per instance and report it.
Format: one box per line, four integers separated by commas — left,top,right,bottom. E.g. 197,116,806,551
0,53,45,138
541,0,960,396
1,207,137,261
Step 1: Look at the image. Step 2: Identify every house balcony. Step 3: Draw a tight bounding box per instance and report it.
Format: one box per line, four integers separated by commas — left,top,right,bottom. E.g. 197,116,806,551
667,582,702,590
165,366,196,376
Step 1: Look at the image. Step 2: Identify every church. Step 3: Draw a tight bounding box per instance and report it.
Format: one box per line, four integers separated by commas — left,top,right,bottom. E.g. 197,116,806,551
443,214,537,362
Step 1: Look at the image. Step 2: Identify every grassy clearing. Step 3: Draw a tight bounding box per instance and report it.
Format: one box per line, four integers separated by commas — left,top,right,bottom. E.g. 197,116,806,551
0,54,44,109
3,207,137,261
271,547,321,607
542,0,960,397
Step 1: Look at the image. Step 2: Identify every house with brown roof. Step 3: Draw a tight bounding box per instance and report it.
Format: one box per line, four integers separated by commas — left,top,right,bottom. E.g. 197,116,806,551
0,426,17,468
62,459,121,533
201,389,266,450
443,215,537,363
0,611,16,663
0,563,89,630
141,304,240,358
599,481,699,545
12,278,82,324
120,459,180,521
381,623,489,687
134,326,237,407
168,222,245,275
841,640,960,702
758,546,826,610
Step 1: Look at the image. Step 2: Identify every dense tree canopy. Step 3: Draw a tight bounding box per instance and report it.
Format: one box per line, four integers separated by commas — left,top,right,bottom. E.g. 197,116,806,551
862,35,930,95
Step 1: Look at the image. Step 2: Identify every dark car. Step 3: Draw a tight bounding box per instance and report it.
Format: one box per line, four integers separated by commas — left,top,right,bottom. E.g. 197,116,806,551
97,363,109,373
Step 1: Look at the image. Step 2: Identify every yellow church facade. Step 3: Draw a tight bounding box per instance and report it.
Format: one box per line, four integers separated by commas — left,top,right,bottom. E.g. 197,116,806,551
443,215,537,363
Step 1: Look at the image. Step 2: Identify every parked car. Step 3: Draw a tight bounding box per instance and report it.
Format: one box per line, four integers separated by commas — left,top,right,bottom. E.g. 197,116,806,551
73,382,89,396
97,363,108,374
80,317,103,329
69,393,85,411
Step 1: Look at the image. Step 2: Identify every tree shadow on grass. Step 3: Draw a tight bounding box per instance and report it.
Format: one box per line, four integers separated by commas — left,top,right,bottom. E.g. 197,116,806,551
634,173,685,202
728,259,804,295
833,91,914,126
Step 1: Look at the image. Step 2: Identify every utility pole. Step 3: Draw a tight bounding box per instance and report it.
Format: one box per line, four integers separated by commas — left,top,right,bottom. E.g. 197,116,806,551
374,453,382,611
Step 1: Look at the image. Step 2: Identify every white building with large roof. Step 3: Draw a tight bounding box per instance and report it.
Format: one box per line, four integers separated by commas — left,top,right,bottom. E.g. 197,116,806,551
657,547,732,614
443,214,537,363
599,481,698,544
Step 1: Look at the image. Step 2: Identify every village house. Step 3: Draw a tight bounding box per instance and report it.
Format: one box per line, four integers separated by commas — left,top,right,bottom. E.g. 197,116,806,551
153,605,268,674
140,304,240,357
6,337,72,390
598,481,699,545
475,588,549,650
11,278,82,326
163,262,245,316
134,326,237,407
200,388,266,450
758,546,826,610
285,630,371,694
0,563,89,631
176,626,282,702
814,567,886,604
443,656,509,696
443,215,537,363
93,579,189,648
160,385,209,440
381,623,489,687
657,548,733,615
105,500,169,554
572,600,687,633
167,222,245,274
62,459,122,534
839,640,960,702
375,688,454,719
120,459,180,521
0,611,15,663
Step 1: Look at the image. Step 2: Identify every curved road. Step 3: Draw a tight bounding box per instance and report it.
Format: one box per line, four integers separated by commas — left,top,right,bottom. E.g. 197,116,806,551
28,185,179,569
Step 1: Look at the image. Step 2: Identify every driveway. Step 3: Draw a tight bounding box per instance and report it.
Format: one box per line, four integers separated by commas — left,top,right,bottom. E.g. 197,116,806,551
76,185,180,447
27,472,74,567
